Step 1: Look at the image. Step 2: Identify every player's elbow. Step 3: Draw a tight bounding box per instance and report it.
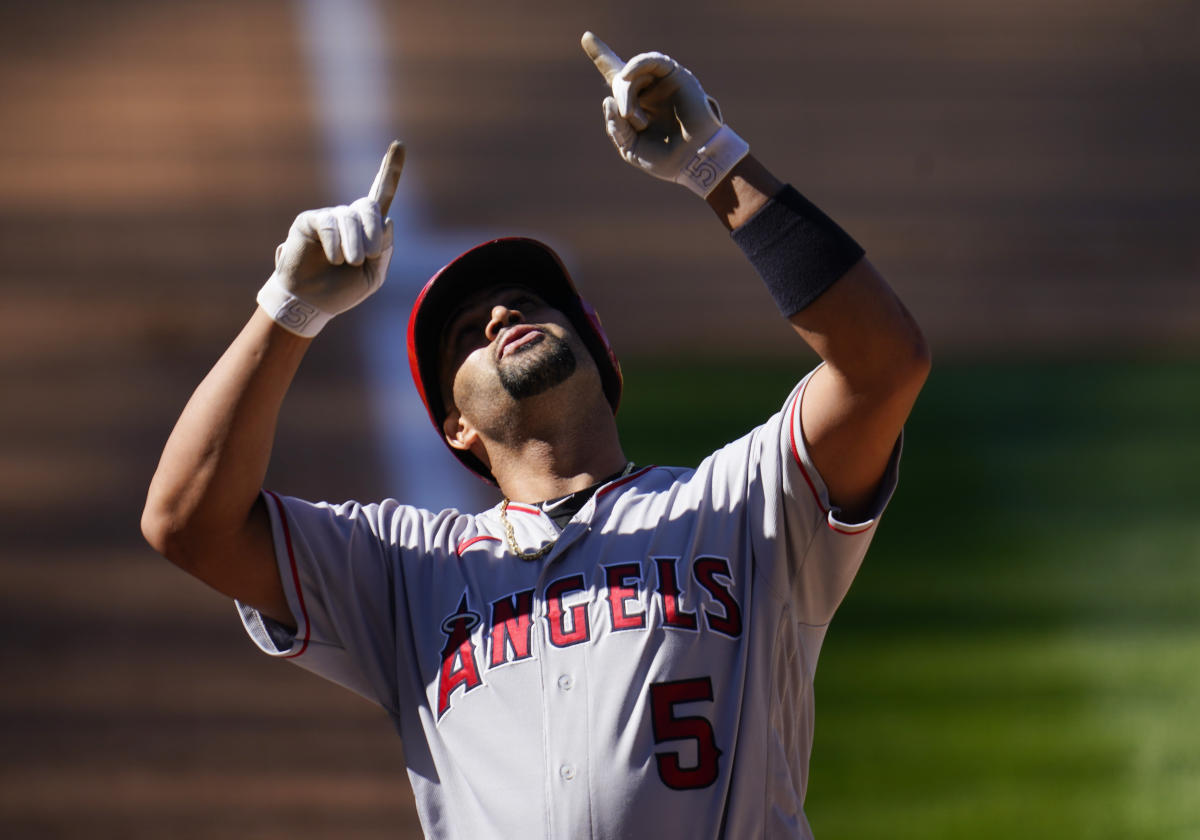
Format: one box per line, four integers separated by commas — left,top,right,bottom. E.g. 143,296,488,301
899,321,932,394
879,290,931,398
142,508,229,587
865,311,930,424
140,491,209,573
140,499,185,563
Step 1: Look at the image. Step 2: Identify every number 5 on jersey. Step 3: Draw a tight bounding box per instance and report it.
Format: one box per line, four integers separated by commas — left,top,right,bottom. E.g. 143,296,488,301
650,677,722,789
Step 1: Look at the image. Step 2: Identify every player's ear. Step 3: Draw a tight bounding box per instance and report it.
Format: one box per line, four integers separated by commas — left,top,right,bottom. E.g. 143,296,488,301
442,409,479,453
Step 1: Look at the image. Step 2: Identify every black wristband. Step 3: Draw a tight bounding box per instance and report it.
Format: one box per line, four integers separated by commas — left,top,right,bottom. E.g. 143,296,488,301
731,185,865,317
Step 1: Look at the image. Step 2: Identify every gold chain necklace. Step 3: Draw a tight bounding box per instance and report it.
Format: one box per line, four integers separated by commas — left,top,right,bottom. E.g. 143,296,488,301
499,498,555,561
499,463,635,561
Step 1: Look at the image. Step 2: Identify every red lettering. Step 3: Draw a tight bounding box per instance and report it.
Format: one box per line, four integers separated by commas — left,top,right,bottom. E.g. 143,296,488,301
489,589,535,667
546,574,590,647
655,556,698,630
605,563,646,631
693,557,742,638
437,596,483,717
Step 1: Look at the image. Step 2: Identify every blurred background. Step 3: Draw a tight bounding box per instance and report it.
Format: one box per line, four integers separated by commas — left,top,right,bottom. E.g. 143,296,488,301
1,0,1197,837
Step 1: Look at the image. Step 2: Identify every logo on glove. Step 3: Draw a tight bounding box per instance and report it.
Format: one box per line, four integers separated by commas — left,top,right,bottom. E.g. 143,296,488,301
276,299,318,331
683,154,720,192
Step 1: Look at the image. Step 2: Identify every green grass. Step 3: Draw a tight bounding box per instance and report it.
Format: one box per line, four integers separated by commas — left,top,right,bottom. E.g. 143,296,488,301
617,357,1200,839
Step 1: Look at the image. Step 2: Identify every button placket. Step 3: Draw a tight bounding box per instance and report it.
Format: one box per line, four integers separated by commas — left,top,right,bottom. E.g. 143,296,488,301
528,508,596,834
544,648,590,833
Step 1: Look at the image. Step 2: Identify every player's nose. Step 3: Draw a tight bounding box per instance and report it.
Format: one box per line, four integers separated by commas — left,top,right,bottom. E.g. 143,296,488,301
484,305,523,341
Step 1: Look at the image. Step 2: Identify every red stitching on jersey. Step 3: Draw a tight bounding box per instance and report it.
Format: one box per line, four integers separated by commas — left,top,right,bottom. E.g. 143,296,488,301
505,503,541,516
827,518,872,536
266,491,311,659
502,468,653,532
789,386,877,535
597,464,655,498
788,390,829,514
506,466,655,520
457,534,501,555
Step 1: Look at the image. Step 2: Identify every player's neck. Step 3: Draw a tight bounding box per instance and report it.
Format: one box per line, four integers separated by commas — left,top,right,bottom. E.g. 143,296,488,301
490,418,628,504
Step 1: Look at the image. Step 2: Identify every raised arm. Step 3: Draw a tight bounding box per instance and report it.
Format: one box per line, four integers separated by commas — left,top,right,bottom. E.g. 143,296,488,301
141,142,405,625
710,158,928,518
582,34,929,519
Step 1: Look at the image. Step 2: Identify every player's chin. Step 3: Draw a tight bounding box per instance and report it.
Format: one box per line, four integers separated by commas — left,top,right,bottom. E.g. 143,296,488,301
498,339,578,401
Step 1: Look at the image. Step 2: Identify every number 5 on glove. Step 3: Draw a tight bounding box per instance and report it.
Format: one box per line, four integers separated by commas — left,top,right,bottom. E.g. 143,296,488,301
581,32,749,198
257,140,405,338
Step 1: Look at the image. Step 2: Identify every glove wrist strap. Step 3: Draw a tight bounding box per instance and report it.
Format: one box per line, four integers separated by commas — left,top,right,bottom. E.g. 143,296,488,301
256,274,333,338
676,125,751,198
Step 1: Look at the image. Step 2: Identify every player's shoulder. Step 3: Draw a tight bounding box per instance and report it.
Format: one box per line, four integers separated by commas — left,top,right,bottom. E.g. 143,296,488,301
267,492,477,550
591,465,698,515
606,464,692,496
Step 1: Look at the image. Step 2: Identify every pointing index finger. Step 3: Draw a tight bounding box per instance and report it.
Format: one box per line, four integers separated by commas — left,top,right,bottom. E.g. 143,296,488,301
368,140,405,216
581,31,624,84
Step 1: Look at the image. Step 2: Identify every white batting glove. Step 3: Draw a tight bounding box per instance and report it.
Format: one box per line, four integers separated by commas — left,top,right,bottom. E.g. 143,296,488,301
581,32,749,198
257,141,405,338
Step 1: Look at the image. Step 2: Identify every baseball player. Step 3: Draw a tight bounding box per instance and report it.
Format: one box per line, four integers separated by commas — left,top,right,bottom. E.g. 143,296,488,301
142,32,928,838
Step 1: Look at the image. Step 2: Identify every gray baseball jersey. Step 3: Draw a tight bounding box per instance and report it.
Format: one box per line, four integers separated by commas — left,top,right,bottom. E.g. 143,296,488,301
239,367,901,838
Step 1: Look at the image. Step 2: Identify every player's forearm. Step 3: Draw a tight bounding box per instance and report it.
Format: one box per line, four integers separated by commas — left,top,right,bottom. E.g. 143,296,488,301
712,157,929,391
789,258,929,392
141,308,311,563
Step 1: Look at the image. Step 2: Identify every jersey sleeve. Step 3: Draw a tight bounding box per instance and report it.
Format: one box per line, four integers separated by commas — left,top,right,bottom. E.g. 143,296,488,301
236,490,450,714
727,366,902,627
784,370,901,625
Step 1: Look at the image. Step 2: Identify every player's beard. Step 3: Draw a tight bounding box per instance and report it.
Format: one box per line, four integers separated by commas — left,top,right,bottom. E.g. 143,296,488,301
497,333,577,400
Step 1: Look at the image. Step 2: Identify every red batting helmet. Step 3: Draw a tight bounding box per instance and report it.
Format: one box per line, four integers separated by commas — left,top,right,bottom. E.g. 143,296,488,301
406,237,622,482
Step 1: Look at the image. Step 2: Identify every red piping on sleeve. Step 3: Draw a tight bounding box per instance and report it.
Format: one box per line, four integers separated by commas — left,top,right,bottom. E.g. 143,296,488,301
829,519,873,536
265,491,311,659
788,393,878,536
788,391,828,514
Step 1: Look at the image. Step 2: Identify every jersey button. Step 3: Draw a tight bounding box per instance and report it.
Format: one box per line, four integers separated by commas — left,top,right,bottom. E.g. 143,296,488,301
557,674,574,691
560,763,576,781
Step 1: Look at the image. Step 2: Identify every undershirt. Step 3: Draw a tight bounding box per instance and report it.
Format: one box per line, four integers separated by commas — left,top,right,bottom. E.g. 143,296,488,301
536,463,635,528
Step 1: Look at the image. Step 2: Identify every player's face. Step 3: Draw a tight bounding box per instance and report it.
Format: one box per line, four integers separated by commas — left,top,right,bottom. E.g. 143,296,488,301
440,286,584,413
